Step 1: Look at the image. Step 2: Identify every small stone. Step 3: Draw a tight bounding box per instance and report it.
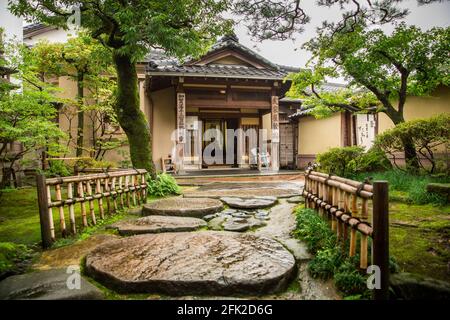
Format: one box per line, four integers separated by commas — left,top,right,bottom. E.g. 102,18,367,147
222,221,250,232
203,213,218,221
286,196,305,204
255,213,270,220
231,211,252,218
221,209,237,215
127,207,143,215
208,216,227,230
0,269,104,300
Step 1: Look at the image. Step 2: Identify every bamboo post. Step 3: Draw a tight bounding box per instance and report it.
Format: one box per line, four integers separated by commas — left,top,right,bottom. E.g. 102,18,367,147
67,182,76,234
86,180,96,225
46,185,55,240
96,179,105,219
141,174,147,203
372,181,389,300
360,234,368,269
36,174,54,248
118,176,124,209
111,177,118,212
55,184,67,237
104,177,111,214
78,181,88,227
131,175,137,206
125,175,131,207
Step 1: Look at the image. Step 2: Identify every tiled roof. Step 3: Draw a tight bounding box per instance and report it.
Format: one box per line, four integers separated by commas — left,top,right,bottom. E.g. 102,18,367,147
144,33,300,80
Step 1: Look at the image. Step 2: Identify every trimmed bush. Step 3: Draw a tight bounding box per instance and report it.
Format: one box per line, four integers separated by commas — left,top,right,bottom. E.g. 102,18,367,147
147,173,181,197
316,146,391,177
374,114,450,174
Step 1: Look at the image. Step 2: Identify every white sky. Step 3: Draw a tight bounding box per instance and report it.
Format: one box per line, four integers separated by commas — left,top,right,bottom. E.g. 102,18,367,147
234,0,450,74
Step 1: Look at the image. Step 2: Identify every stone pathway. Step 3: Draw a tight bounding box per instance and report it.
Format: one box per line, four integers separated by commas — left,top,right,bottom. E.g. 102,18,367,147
1,179,339,300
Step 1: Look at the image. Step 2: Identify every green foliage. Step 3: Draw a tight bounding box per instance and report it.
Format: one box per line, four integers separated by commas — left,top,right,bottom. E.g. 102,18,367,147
0,242,33,278
294,208,336,254
294,207,371,298
308,247,343,280
43,160,73,177
147,173,181,197
375,114,450,174
316,146,364,177
334,261,369,297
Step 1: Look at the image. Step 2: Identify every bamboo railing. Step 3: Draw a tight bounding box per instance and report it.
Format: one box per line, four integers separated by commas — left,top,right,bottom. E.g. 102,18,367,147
36,169,148,249
303,170,389,300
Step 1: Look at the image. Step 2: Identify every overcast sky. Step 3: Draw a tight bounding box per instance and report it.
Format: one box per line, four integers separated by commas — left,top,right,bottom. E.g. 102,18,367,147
234,0,450,74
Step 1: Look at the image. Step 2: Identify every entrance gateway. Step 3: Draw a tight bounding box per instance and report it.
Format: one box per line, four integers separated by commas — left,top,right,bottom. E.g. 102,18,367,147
145,33,300,173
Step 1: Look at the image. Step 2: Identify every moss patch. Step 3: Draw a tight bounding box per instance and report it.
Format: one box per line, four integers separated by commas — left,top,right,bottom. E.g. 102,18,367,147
389,201,450,282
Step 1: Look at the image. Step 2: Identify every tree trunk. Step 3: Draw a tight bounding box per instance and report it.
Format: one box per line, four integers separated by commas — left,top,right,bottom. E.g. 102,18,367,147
76,72,84,157
389,112,420,172
112,51,154,174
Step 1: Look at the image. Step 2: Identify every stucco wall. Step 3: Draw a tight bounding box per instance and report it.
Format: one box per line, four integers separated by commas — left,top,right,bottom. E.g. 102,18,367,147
150,87,176,171
298,113,341,155
378,85,450,132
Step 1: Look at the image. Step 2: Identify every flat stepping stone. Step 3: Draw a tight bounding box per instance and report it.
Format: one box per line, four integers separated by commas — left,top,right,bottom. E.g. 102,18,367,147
221,196,277,209
109,216,206,235
223,217,266,232
85,231,296,295
0,269,104,300
142,197,223,218
286,196,305,204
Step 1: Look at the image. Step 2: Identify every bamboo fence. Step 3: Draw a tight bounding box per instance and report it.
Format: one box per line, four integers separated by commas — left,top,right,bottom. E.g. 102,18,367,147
36,169,148,248
303,170,389,300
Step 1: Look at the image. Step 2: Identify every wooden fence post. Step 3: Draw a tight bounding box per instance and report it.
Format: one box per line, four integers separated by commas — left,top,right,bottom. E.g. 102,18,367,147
372,180,389,300
36,174,53,249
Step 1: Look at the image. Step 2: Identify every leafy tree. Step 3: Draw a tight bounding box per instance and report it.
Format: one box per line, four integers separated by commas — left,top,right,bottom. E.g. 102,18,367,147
0,31,66,188
234,0,445,41
10,0,232,174
375,114,450,173
287,23,450,171
29,34,114,157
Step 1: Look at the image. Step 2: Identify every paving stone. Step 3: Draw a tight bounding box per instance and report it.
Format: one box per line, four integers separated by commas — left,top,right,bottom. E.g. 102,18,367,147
109,216,206,235
85,232,296,295
142,197,223,218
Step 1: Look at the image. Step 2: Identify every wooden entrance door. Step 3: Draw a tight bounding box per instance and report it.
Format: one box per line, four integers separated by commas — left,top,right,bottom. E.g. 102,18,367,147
280,123,295,169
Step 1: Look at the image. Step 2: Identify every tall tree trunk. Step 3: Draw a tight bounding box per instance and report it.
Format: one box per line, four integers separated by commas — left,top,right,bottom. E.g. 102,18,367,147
389,111,420,172
112,51,154,174
76,72,84,157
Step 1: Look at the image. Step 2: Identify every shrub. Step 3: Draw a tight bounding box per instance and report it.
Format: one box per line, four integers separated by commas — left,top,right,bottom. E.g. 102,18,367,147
334,259,369,296
44,160,73,177
0,242,33,279
147,173,181,197
374,114,450,174
316,146,364,177
316,146,391,177
308,247,343,279
294,208,336,254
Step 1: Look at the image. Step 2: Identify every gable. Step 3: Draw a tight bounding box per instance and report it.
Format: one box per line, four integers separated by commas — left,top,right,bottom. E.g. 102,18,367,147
189,48,268,69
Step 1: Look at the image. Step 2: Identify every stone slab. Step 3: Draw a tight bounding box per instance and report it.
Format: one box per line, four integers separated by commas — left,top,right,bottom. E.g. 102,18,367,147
109,216,207,235
85,232,296,295
142,197,223,218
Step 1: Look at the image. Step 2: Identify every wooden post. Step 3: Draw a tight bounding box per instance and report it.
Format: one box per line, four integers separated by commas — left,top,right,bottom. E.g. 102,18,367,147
67,182,76,234
271,95,280,172
78,181,88,227
55,184,67,237
176,91,186,174
36,174,53,249
96,179,105,219
372,181,389,300
86,180,96,225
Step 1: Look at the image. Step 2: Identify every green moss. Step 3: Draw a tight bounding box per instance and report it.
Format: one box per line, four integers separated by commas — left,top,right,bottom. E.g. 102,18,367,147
0,242,33,277
389,201,450,282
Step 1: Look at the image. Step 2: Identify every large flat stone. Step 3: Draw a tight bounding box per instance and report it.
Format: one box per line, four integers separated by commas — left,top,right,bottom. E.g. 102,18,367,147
221,196,277,209
142,197,223,218
85,232,296,295
0,269,104,300
109,216,207,235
